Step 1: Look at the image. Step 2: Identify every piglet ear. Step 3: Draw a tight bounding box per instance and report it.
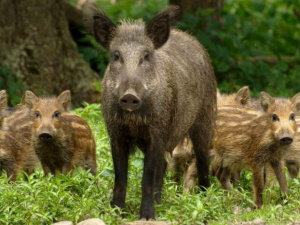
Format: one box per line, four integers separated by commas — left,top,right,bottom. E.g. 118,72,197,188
235,86,250,105
291,92,300,112
0,90,7,111
260,91,274,112
57,90,71,111
25,90,39,109
92,8,117,49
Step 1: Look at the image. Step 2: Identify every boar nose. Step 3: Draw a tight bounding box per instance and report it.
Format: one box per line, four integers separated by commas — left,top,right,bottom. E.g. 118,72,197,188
119,94,141,111
39,133,53,142
280,136,293,145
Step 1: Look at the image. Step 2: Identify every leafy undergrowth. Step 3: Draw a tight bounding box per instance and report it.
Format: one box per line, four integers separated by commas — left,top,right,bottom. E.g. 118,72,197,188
1,103,300,224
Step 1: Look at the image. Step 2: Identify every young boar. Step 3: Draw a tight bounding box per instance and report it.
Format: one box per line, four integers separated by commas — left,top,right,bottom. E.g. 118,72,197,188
166,137,196,192
90,6,216,219
217,86,250,107
24,90,97,176
265,115,300,182
213,92,300,208
167,86,251,192
285,126,300,178
245,97,300,181
0,90,40,181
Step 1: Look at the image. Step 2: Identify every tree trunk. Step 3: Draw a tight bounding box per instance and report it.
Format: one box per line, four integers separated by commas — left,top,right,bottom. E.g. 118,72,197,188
0,0,100,106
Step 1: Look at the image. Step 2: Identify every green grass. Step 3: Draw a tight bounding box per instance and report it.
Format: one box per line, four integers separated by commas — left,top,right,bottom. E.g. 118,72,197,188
1,103,300,224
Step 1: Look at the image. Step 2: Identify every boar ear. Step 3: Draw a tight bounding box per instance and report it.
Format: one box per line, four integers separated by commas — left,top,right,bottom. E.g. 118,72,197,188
235,86,250,105
24,91,39,109
92,8,117,49
146,5,182,49
146,11,170,49
158,5,183,27
0,90,7,110
57,90,71,111
260,91,274,112
291,92,300,112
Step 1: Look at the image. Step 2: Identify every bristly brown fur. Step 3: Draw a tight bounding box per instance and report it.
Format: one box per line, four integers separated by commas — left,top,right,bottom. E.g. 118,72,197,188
0,104,40,181
24,90,97,176
212,92,300,208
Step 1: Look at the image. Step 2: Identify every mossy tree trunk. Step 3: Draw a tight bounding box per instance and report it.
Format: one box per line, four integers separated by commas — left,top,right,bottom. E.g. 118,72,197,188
0,0,100,106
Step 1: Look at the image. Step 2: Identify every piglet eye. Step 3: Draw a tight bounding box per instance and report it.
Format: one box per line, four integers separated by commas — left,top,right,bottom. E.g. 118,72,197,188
290,113,296,121
53,111,60,118
113,51,120,61
272,114,279,122
35,111,40,118
144,52,150,61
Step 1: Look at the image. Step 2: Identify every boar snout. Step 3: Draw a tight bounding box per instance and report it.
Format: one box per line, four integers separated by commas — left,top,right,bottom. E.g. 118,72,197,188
280,135,293,146
39,133,53,142
119,89,141,112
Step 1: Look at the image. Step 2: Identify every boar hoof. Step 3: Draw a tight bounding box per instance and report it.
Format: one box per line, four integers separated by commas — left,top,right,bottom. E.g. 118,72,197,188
110,200,125,210
140,204,155,220
254,203,262,210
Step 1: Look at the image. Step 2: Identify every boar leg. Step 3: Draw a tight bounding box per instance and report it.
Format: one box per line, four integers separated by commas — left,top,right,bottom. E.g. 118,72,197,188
6,169,17,182
41,164,51,175
64,163,75,175
173,157,183,184
252,164,265,209
153,158,167,204
5,160,17,182
270,160,289,194
211,156,221,177
286,161,299,179
89,161,98,176
42,164,57,176
111,135,129,210
189,122,211,189
86,156,98,176
231,169,241,187
183,159,197,193
219,166,232,190
140,137,164,220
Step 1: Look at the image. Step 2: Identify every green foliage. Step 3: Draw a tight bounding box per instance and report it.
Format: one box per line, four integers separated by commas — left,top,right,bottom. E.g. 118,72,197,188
0,67,25,106
1,103,300,224
71,0,299,97
178,0,300,97
93,0,168,22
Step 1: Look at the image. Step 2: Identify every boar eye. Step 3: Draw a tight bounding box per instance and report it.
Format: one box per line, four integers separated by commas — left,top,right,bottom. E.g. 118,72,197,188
35,111,40,118
290,113,296,121
272,114,279,122
53,111,60,118
113,51,120,61
144,52,150,61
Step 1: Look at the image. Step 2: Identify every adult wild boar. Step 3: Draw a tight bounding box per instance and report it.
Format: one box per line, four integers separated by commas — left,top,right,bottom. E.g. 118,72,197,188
24,90,97,176
91,6,216,219
0,90,40,181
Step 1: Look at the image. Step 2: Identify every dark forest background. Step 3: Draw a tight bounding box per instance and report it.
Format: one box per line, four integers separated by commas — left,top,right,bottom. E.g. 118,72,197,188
0,0,299,106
